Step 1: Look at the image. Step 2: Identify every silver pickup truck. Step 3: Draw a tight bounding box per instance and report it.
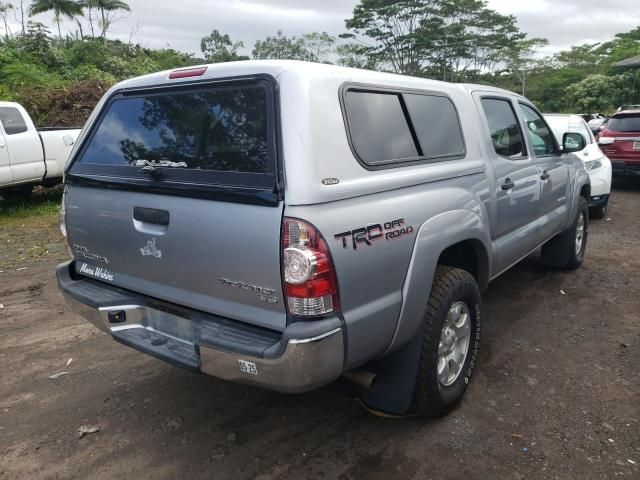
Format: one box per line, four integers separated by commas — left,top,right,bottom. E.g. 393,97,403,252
56,61,590,417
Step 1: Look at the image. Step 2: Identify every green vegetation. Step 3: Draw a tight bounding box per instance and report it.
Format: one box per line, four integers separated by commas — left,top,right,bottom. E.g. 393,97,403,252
0,0,637,128
0,187,62,219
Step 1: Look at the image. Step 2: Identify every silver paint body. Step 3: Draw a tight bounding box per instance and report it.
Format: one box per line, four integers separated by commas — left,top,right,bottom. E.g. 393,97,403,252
63,61,590,375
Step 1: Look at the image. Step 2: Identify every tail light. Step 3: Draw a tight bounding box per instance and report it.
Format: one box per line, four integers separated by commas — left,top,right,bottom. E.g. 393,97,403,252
59,186,73,256
168,67,207,79
59,187,67,238
282,218,340,317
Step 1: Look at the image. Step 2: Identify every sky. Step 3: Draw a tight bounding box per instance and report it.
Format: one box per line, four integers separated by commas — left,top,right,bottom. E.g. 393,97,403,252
25,0,640,57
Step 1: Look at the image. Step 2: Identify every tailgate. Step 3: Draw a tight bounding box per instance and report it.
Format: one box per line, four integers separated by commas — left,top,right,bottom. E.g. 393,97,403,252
64,76,287,330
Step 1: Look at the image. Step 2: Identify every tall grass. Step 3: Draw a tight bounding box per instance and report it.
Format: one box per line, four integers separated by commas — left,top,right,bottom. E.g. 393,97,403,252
0,187,63,221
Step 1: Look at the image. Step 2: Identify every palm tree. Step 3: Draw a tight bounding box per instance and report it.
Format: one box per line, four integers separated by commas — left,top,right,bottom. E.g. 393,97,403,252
85,0,128,38
29,0,84,39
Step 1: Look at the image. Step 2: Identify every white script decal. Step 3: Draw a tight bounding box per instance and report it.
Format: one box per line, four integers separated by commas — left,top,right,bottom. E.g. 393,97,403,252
79,262,114,282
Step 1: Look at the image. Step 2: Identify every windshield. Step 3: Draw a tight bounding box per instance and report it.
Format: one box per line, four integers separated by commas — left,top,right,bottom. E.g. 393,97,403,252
545,115,593,146
608,114,640,133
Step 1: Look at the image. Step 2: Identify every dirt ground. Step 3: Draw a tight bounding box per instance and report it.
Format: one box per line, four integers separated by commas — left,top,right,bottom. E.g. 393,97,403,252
1,180,639,480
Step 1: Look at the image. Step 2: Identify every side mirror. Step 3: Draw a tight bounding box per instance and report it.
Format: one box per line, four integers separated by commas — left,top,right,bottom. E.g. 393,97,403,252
598,137,614,146
563,132,586,153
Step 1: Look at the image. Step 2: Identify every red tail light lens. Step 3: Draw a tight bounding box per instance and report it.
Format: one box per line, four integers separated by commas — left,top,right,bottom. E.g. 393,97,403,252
282,218,340,317
169,67,208,79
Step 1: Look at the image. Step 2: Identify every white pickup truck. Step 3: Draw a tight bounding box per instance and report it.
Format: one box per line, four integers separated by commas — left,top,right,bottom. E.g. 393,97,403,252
0,102,81,195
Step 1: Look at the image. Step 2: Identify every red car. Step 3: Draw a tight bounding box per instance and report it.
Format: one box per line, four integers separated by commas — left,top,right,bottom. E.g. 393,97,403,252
598,110,640,175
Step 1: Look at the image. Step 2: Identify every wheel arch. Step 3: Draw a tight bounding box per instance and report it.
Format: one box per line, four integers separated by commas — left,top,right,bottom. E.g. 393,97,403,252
437,238,490,292
568,169,591,226
383,209,491,356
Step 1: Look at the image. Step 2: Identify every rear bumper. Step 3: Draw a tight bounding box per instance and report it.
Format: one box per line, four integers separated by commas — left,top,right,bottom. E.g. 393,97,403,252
56,261,344,393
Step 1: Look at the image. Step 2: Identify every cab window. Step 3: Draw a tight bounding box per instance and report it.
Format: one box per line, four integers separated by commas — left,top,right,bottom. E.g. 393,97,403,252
0,107,28,135
480,98,526,159
519,104,557,156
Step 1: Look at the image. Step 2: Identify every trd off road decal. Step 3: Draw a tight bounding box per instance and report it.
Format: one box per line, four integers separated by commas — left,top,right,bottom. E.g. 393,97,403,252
335,218,414,250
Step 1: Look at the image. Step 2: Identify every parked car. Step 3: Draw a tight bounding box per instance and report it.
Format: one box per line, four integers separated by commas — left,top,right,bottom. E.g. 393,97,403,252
0,102,81,196
598,110,640,177
578,114,608,135
617,105,640,112
587,117,608,136
56,61,591,417
579,113,601,122
545,114,612,218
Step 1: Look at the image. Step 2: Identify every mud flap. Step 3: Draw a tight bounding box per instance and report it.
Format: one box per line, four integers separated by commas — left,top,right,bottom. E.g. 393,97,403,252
356,333,424,416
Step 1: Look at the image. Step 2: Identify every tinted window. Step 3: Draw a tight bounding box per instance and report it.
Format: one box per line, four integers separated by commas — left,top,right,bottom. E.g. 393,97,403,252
0,107,28,135
520,104,556,156
480,98,525,158
608,114,640,132
404,94,465,158
344,91,418,165
77,85,271,174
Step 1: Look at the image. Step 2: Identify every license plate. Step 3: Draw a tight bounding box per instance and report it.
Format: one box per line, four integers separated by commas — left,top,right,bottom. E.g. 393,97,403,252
238,359,258,376
633,142,640,150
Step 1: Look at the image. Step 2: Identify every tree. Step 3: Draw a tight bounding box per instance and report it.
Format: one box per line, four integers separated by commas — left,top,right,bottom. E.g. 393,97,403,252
84,0,129,38
252,30,313,61
14,0,26,34
344,0,527,78
83,0,97,36
344,0,439,75
301,32,335,63
28,0,84,39
200,30,248,63
0,2,14,38
503,37,548,96
336,42,379,69
18,20,52,59
565,73,637,112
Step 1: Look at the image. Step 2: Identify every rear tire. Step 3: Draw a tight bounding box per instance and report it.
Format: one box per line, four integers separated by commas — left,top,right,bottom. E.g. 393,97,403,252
541,197,588,270
412,266,482,417
589,199,608,219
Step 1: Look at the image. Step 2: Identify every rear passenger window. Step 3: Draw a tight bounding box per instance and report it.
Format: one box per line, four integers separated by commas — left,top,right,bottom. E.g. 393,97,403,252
480,98,525,159
404,94,465,158
343,89,465,167
344,91,418,166
0,107,28,135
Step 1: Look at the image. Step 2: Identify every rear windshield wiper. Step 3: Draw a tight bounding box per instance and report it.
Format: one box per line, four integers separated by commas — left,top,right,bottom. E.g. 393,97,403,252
135,160,187,178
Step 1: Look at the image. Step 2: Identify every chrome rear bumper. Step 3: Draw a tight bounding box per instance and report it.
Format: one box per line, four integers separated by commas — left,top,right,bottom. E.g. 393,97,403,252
57,261,344,393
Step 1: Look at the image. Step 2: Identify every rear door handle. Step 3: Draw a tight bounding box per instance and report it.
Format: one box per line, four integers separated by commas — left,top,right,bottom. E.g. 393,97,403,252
540,170,550,181
133,207,170,226
501,178,515,191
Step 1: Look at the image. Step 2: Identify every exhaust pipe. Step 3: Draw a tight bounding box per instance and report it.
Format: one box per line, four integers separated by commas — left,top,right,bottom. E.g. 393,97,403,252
344,369,379,391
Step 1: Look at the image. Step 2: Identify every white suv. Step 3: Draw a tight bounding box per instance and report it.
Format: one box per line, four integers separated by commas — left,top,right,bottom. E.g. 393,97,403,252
545,114,612,218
